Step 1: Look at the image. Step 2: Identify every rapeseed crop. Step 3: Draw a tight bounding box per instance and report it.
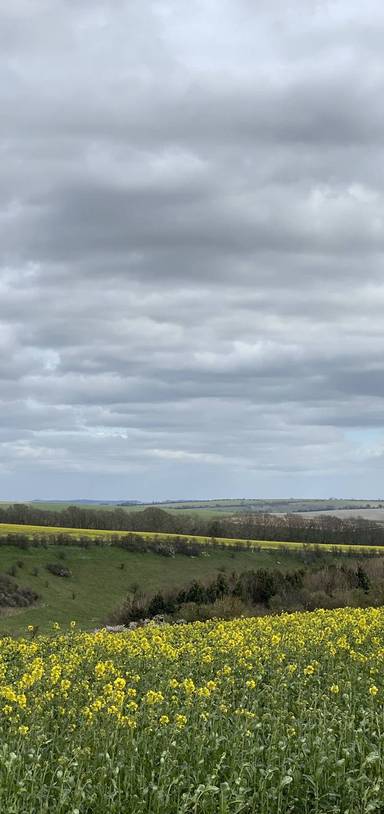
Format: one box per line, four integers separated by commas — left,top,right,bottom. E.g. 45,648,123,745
2,520,384,554
1,608,384,812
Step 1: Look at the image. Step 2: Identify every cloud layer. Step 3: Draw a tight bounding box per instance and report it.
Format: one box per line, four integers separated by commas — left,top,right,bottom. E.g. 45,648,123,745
1,0,384,499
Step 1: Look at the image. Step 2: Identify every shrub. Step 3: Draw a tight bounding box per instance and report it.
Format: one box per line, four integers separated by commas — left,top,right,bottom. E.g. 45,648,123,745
0,574,40,608
46,563,72,578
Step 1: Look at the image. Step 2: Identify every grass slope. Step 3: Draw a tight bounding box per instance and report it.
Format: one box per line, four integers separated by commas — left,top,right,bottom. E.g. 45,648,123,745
0,544,295,636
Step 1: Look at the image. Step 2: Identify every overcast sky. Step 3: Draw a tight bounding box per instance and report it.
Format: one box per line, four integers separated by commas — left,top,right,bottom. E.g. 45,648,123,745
1,0,384,501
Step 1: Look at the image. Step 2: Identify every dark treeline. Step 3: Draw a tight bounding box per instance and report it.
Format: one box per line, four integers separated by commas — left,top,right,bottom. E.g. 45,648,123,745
2,503,384,548
112,559,384,625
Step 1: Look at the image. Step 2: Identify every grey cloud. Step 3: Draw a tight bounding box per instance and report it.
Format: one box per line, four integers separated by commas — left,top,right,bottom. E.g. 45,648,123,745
1,0,384,499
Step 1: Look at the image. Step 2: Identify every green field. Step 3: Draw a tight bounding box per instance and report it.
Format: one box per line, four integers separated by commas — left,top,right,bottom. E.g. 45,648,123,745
1,520,383,635
2,497,384,517
0,543,299,636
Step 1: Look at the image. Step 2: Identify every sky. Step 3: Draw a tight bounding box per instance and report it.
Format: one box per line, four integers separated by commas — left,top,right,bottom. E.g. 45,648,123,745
1,0,384,501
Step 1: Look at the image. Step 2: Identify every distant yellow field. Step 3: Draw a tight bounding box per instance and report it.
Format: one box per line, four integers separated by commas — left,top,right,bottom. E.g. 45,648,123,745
0,522,383,554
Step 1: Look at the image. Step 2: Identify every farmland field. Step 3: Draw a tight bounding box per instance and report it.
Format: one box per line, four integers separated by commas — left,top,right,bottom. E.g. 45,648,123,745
2,521,384,554
1,607,384,812
2,497,384,517
295,508,384,523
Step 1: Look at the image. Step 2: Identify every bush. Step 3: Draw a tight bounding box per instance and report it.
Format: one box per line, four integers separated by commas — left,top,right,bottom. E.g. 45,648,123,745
209,596,250,619
0,574,40,608
46,563,72,578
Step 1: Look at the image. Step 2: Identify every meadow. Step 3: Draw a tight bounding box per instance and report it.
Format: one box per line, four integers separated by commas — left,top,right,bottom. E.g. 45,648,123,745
1,607,384,813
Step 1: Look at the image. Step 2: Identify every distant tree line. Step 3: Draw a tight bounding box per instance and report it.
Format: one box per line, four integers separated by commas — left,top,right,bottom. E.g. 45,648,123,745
0,530,207,558
2,503,384,548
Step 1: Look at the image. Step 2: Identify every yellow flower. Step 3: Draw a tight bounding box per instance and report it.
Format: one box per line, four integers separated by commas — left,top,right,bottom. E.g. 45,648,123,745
174,714,187,729
197,686,210,698
120,716,137,729
330,684,340,694
202,654,212,664
182,678,195,695
369,685,378,697
159,715,170,725
18,725,29,736
145,690,164,705
114,677,126,691
50,666,61,685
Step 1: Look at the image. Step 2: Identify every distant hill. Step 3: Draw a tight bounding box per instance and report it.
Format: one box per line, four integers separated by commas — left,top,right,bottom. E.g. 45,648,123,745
31,499,142,505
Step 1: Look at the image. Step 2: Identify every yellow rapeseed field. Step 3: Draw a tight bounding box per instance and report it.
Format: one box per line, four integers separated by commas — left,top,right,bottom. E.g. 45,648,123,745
1,608,384,812
1,521,384,554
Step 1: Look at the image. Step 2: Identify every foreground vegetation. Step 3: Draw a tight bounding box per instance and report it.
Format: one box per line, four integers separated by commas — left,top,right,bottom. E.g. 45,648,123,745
1,607,384,812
